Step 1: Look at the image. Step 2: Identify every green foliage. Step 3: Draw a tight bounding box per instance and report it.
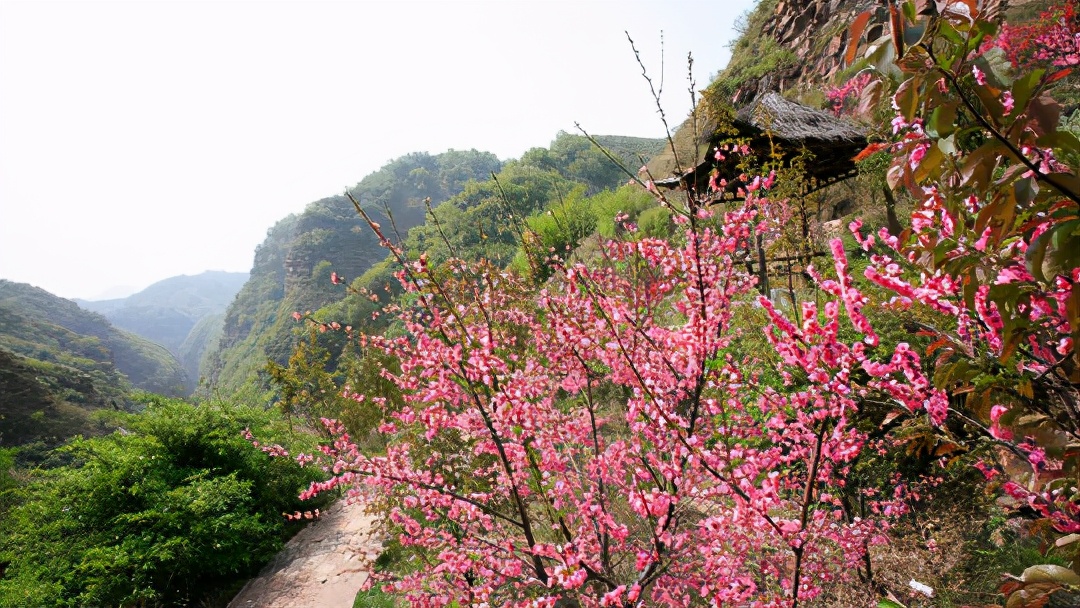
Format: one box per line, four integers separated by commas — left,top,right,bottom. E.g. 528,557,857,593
511,186,599,281
634,205,673,239
519,132,662,195
0,446,19,517
266,328,351,431
0,281,193,448
590,134,667,168
404,162,577,268
177,310,225,389
592,185,659,239
0,396,327,607
0,348,120,449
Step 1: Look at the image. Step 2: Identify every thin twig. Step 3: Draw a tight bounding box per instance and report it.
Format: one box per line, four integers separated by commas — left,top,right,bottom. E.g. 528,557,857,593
626,32,685,176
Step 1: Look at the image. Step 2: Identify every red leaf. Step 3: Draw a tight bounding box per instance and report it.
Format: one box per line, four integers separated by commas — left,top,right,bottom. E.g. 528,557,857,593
854,142,889,162
1045,68,1073,85
925,336,950,356
889,2,905,57
846,11,873,66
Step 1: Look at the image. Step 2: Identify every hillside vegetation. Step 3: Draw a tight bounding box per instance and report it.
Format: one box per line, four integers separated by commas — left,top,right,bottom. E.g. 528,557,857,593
202,136,665,400
0,280,191,449
0,396,330,607
0,281,187,396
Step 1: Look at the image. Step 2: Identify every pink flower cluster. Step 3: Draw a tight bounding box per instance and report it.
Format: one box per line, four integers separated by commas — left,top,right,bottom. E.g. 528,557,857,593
825,72,873,117
261,184,955,606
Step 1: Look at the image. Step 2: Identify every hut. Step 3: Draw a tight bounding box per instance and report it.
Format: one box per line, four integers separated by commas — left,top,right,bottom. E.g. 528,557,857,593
653,92,868,201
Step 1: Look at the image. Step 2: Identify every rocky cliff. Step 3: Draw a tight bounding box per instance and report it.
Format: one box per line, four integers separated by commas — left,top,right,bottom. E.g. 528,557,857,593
727,0,1017,102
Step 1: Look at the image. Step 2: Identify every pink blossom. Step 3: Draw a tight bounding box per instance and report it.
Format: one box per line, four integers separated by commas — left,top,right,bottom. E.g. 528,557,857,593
972,65,987,85
909,142,929,169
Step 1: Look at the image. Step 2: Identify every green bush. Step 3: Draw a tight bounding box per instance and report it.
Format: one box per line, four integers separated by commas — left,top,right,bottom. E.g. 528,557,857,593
0,396,329,607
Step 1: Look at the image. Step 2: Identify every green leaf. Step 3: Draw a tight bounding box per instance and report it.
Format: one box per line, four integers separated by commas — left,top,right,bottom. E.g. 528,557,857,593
878,599,907,608
937,19,963,45
865,38,902,81
978,46,1011,87
1021,564,1080,585
902,1,917,23
972,81,1004,125
927,102,958,138
914,141,945,183
1026,227,1051,283
1027,94,1062,137
1036,129,1080,157
1012,69,1046,115
1047,219,1080,280
894,77,922,123
1013,177,1036,209
1026,218,1080,284
974,17,998,38
961,143,999,192
937,135,957,156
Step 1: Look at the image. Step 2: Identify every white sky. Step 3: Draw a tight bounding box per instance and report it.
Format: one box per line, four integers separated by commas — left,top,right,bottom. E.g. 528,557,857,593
0,0,756,300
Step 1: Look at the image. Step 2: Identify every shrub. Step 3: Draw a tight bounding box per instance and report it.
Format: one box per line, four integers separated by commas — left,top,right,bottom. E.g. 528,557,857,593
0,397,329,607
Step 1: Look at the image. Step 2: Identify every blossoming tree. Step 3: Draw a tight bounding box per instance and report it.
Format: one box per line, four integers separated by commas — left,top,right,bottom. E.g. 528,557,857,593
272,1,1079,605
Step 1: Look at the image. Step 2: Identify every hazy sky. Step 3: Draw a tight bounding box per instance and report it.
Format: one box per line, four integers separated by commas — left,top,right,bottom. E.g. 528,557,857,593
0,0,755,300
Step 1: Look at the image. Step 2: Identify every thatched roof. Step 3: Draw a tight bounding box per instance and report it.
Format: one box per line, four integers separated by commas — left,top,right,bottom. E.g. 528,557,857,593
734,92,865,143
652,92,868,200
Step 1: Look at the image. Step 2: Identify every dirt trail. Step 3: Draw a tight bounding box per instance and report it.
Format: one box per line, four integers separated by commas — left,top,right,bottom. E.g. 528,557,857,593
228,500,382,608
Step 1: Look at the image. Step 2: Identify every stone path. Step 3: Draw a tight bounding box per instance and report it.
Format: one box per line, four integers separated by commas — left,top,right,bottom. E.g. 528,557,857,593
228,500,383,608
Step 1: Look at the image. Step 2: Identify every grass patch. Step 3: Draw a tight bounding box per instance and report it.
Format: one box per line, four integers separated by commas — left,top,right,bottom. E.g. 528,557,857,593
354,587,398,608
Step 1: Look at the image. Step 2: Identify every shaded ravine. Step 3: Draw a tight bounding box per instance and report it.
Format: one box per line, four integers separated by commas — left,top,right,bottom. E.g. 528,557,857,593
229,500,383,608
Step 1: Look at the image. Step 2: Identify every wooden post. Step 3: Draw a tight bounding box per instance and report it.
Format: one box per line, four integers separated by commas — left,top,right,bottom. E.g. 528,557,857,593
756,232,769,295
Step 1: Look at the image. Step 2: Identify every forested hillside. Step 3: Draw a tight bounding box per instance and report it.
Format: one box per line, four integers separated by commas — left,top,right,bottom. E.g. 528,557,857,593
0,280,188,448
199,149,503,399
0,281,188,396
202,135,665,399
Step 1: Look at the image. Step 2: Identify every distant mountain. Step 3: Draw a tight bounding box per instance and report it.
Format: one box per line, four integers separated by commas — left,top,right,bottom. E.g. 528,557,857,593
75,271,248,392
84,284,139,300
0,280,189,448
77,271,247,318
